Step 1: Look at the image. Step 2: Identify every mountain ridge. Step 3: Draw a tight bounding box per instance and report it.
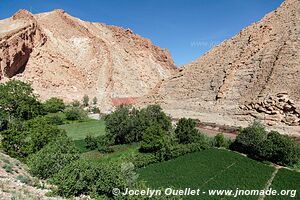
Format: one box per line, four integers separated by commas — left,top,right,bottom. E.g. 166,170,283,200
0,9,176,110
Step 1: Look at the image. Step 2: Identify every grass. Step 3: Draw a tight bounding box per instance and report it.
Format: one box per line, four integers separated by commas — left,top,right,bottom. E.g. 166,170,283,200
265,168,300,200
59,119,106,140
138,149,276,200
80,143,139,162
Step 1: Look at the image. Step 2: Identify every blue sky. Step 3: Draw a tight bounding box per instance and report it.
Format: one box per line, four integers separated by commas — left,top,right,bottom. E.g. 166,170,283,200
0,0,284,66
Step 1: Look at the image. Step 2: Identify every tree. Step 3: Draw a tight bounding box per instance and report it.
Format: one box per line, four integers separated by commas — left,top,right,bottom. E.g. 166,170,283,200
258,131,300,166
0,80,44,120
140,125,170,153
92,97,98,105
43,97,65,113
230,121,267,157
24,117,67,155
175,118,202,144
27,136,79,179
105,105,131,144
105,105,172,145
0,117,66,160
50,160,129,198
82,95,89,107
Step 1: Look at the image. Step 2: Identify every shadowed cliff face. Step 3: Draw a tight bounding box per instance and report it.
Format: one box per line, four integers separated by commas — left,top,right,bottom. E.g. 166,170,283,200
0,10,45,79
0,9,176,110
144,0,300,127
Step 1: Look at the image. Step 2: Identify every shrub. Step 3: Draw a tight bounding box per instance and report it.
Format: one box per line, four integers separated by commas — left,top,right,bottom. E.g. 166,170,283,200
64,107,87,121
1,129,28,159
84,135,98,150
43,97,65,113
50,160,132,198
175,118,201,144
16,175,31,184
130,153,159,168
2,163,13,173
71,100,81,107
97,145,114,153
27,136,79,179
45,114,64,125
214,133,231,148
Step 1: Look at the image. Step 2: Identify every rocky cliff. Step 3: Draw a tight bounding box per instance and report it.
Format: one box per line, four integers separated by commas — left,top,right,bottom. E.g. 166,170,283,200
0,10,175,110
144,0,300,129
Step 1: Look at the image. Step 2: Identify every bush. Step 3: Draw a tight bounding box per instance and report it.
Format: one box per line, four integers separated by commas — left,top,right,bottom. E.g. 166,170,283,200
50,160,132,198
64,107,87,121
214,133,231,148
84,135,98,150
90,106,101,114
27,136,79,179
175,118,202,144
71,100,81,107
129,153,159,168
45,114,64,125
2,163,13,173
16,175,31,184
43,97,65,113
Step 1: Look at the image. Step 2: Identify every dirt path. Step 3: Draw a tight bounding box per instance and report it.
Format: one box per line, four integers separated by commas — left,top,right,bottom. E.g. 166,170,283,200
258,167,279,200
197,127,237,140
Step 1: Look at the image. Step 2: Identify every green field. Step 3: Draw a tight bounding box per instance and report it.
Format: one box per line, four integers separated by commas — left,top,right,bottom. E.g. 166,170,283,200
58,120,299,200
59,119,106,140
265,168,300,200
138,149,299,200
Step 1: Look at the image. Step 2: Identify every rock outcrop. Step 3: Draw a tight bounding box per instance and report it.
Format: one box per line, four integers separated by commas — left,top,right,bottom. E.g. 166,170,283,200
0,9,175,110
144,0,300,128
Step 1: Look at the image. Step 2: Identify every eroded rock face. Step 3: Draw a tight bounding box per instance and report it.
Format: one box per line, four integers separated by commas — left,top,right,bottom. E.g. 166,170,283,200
0,10,45,79
0,9,175,110
145,0,300,127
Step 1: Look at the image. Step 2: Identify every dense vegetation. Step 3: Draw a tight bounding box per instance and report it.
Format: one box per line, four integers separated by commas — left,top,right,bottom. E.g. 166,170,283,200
230,121,300,166
0,80,299,199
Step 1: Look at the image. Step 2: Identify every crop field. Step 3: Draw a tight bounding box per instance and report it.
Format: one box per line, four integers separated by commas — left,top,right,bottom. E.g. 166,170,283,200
265,168,300,200
138,149,300,200
59,119,106,140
